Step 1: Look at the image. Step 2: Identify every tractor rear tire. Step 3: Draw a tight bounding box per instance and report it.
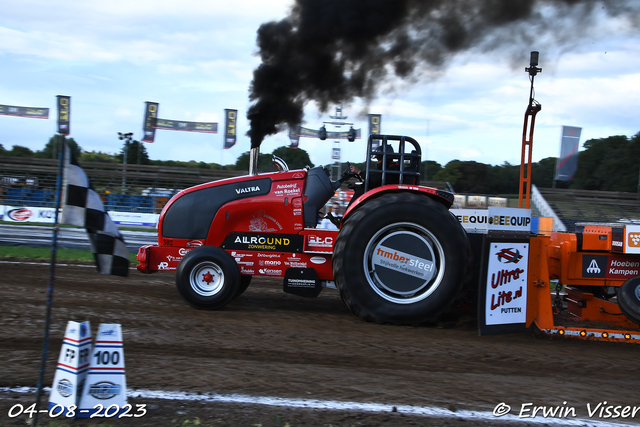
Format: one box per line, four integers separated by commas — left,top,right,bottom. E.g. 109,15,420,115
176,246,240,310
333,192,469,325
618,276,640,326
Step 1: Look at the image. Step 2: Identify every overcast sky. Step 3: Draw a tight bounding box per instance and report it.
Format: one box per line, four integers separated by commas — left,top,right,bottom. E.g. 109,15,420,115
1,0,639,170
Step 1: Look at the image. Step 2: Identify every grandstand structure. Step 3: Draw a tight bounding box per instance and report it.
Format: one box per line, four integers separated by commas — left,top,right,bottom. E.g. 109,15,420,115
3,155,640,230
535,187,640,232
0,156,243,214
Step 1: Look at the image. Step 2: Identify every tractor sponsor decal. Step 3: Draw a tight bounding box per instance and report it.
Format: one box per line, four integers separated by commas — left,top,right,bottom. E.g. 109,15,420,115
223,233,303,252
274,182,302,197
178,248,192,256
310,256,326,265
307,235,334,248
583,254,640,279
283,268,321,297
485,242,528,326
259,260,281,266
372,246,434,281
258,253,281,258
286,260,308,268
235,185,261,195
285,253,308,268
292,198,303,216
186,240,203,248
258,268,282,276
231,251,255,265
249,210,282,232
166,255,183,263
370,231,438,296
240,267,255,274
286,278,316,288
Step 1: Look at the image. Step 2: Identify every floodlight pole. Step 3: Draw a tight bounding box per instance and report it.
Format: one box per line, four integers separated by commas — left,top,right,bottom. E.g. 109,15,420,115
518,52,542,209
118,132,133,193
324,104,353,180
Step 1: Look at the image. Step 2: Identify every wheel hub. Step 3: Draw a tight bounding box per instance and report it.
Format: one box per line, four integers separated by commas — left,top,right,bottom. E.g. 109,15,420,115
190,262,224,297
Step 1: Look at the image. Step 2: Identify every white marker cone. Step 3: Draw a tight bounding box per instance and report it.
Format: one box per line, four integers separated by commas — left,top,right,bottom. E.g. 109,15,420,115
48,321,92,414
77,323,127,418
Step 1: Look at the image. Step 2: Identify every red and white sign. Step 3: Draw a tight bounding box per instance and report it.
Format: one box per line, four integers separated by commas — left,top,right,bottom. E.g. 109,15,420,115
485,242,529,326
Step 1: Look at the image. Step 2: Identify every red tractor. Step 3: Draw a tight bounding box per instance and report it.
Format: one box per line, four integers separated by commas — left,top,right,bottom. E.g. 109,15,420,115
137,134,470,325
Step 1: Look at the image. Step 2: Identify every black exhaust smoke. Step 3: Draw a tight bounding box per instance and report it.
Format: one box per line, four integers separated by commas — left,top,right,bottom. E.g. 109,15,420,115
247,0,639,148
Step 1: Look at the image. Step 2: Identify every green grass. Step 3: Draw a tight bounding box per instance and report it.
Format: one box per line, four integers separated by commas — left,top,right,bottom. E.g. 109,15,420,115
0,245,138,263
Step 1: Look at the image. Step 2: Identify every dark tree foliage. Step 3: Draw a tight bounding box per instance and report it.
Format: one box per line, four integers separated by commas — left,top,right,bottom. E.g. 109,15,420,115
79,151,117,163
272,146,315,170
572,134,640,192
7,145,35,157
234,152,279,173
235,147,314,172
115,140,150,165
36,135,82,160
420,160,442,182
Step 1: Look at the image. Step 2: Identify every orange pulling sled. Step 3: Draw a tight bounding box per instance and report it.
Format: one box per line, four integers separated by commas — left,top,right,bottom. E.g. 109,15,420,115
527,224,640,343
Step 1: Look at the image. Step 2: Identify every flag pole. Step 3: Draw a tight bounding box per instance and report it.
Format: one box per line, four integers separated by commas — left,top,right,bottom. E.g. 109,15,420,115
33,134,65,425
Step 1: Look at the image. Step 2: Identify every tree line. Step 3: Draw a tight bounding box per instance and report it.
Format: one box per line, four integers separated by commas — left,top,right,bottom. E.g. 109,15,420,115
1,132,638,194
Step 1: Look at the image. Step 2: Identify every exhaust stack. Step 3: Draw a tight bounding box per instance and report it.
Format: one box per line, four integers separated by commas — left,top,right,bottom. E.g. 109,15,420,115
249,146,259,176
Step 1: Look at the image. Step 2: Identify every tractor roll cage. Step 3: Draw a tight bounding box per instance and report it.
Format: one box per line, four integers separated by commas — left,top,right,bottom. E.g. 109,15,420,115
364,135,422,193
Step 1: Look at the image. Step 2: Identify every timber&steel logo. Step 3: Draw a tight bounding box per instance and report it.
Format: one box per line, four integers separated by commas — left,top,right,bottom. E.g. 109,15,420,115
495,248,523,264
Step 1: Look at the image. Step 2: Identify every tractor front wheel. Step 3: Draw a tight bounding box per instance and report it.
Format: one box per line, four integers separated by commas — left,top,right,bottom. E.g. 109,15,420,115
333,192,469,325
176,246,240,310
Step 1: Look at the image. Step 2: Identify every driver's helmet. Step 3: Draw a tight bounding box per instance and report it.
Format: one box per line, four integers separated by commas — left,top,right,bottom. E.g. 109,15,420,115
373,144,394,162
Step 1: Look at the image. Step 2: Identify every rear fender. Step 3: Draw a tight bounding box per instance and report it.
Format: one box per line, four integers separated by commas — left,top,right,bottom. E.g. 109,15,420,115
343,185,454,221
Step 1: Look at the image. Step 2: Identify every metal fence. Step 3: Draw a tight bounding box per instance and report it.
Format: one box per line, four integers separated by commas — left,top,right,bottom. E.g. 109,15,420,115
0,156,243,213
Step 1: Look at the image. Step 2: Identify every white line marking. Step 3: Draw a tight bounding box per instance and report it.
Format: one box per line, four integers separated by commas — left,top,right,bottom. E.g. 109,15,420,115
1,387,635,426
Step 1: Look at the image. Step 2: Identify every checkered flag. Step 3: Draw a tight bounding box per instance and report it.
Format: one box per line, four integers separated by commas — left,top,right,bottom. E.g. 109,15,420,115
61,141,129,276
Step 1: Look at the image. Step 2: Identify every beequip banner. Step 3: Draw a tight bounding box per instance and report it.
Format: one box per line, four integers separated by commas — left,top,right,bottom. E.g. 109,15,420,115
142,102,159,142
224,109,237,149
0,104,49,119
154,119,218,133
57,96,71,135
368,114,381,149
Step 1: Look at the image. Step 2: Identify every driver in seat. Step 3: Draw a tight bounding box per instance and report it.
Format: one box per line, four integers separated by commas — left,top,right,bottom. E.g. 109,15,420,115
347,144,400,206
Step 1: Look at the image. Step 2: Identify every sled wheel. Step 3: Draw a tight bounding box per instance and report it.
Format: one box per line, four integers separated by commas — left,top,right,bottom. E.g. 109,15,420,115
333,192,469,325
176,246,240,310
234,275,252,299
618,276,640,326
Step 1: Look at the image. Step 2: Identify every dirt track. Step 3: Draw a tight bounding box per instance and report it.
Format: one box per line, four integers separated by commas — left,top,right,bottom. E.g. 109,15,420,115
1,258,640,427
